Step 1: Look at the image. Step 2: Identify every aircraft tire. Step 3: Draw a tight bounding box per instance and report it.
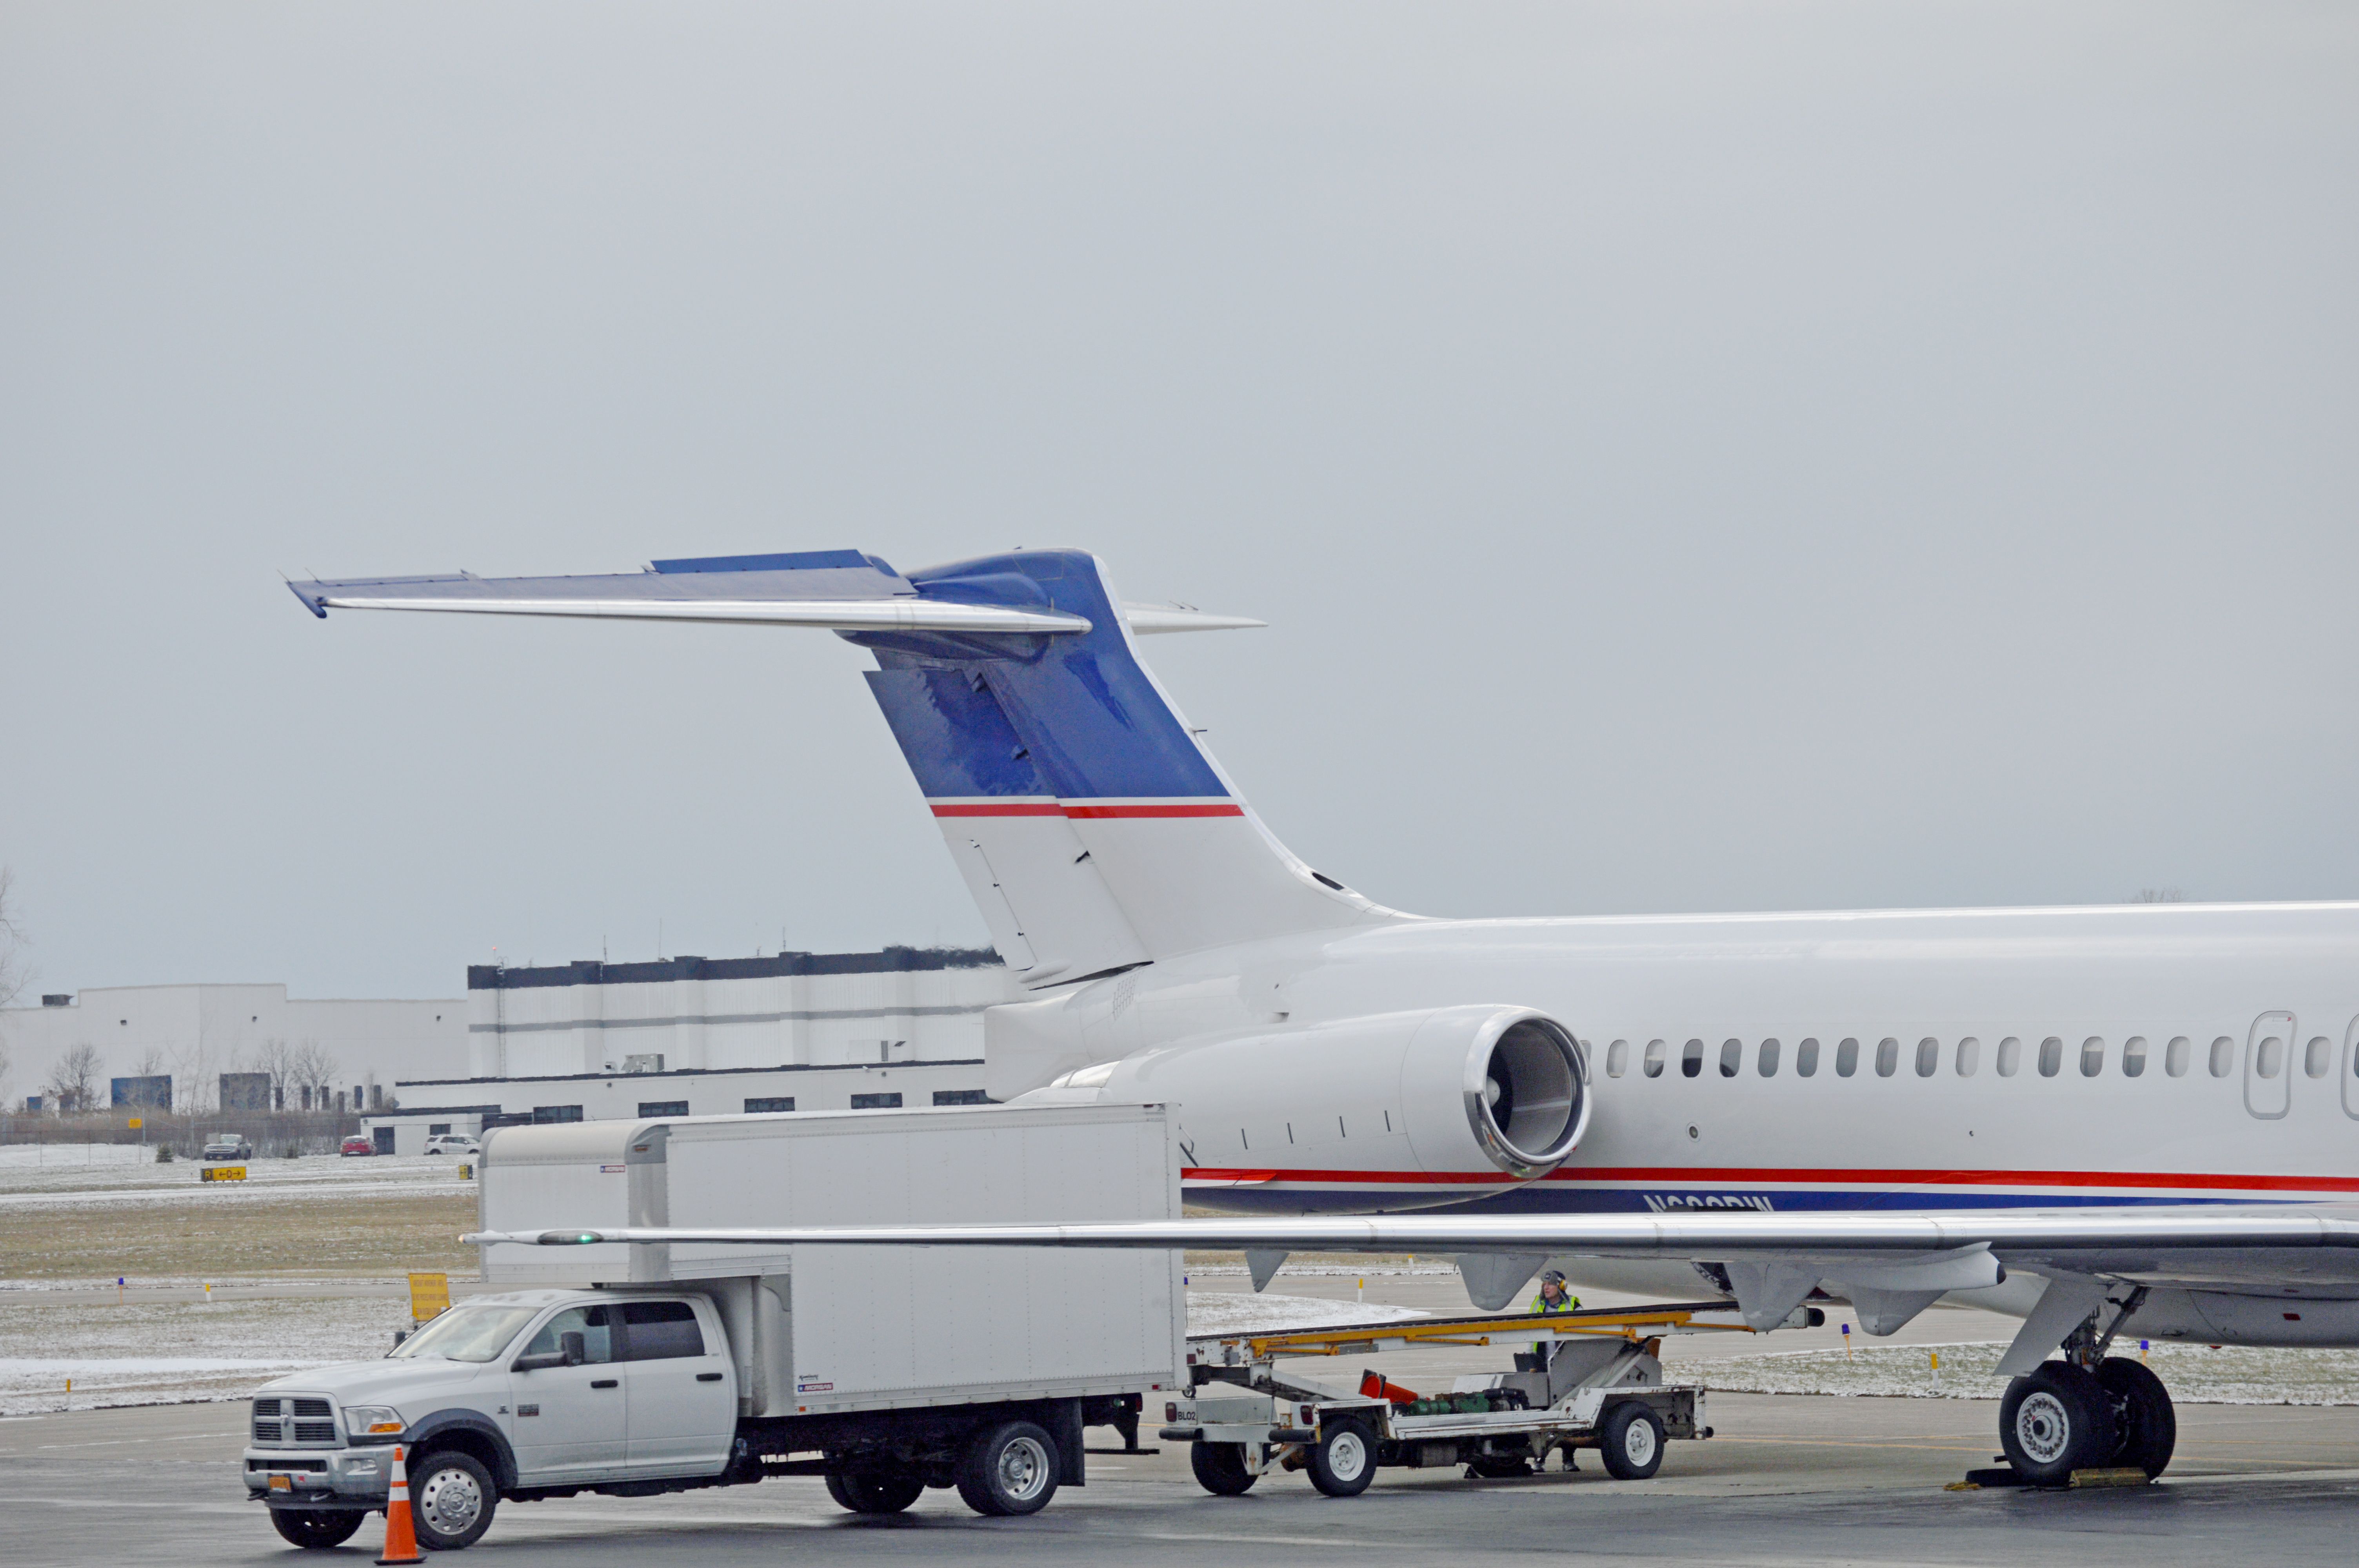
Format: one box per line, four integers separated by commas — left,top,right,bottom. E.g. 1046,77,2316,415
1999,1362,2109,1485
2096,1357,2177,1477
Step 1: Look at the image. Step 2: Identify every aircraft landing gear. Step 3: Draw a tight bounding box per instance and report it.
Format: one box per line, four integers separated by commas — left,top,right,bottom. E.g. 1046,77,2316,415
1999,1285,2175,1485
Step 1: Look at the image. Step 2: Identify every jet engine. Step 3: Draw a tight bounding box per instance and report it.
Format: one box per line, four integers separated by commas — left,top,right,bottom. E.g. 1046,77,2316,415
1020,1004,1590,1213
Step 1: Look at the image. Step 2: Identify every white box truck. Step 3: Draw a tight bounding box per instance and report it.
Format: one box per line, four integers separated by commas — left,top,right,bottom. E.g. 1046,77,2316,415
241,1103,1184,1550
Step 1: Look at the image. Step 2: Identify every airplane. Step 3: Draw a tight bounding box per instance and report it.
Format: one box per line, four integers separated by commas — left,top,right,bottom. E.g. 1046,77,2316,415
294,545,2359,1485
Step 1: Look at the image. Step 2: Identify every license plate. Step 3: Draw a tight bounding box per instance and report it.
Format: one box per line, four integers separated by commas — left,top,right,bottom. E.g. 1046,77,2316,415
268,1474,293,1492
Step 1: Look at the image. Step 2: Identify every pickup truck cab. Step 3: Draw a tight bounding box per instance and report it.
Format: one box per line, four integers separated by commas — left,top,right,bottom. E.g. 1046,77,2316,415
245,1289,737,1550
202,1133,253,1161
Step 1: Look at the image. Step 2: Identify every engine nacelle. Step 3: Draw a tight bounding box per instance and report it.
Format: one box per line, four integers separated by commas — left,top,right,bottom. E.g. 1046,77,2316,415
1019,1005,1590,1213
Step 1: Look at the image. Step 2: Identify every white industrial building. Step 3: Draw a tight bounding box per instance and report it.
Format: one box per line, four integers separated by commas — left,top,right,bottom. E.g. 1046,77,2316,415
1,983,467,1113
360,947,1021,1153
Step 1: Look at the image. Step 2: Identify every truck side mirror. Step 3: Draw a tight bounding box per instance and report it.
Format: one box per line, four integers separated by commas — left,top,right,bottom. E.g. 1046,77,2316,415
393,1330,409,1348
560,1330,586,1368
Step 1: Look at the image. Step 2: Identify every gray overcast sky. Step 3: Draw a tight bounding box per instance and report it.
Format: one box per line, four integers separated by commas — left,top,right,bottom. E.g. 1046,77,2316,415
3,2,2355,1004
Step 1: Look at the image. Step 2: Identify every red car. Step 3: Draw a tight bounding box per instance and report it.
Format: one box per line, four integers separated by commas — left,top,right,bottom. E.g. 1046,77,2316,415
339,1135,374,1156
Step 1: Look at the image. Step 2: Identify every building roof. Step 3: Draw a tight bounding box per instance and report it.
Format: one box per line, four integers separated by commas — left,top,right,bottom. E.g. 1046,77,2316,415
466,947,1002,991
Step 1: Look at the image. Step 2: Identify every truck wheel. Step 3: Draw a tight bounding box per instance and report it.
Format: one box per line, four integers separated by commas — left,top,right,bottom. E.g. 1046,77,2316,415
1189,1441,1259,1496
1306,1417,1376,1497
409,1448,497,1550
825,1469,925,1514
269,1510,365,1548
1999,1362,2108,1486
1599,1401,1665,1480
956,1421,1060,1517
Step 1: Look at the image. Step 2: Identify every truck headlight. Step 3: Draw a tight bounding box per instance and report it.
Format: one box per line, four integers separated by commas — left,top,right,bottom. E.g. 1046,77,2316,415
344,1405,405,1436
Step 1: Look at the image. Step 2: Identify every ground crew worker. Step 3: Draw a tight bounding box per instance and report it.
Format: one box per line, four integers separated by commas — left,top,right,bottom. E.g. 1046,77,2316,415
1529,1270,1579,1317
1529,1270,1583,1470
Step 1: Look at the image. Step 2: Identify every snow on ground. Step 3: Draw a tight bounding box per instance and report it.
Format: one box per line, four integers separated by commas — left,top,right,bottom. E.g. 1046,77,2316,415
1185,1290,1427,1338
1699,1338,2359,1406
0,1296,411,1416
0,1148,469,1209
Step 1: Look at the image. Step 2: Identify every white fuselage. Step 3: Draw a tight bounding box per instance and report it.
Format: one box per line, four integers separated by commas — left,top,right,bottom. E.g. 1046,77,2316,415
1054,899,2359,1216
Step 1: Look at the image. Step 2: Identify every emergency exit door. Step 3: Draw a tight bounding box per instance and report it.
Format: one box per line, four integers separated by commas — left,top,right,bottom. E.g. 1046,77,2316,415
2245,1011,2294,1120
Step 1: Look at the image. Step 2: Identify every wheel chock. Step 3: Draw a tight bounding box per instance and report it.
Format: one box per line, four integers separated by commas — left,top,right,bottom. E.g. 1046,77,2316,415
2068,1468,2152,1489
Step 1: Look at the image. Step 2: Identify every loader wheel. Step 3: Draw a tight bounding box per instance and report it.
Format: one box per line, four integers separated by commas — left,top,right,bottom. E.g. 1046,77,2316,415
1599,1401,1665,1480
956,1421,1059,1516
1189,1441,1259,1496
1306,1417,1376,1497
825,1468,925,1514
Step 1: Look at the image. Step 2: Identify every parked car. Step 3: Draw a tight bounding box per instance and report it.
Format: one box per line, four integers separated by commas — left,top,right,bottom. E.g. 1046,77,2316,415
202,1133,254,1162
339,1135,374,1157
422,1134,480,1157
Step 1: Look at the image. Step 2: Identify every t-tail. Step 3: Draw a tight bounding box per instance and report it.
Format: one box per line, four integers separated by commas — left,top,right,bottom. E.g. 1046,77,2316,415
289,548,1399,985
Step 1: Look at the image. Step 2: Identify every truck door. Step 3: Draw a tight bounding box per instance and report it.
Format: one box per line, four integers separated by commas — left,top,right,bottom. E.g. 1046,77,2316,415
618,1299,736,1473
507,1304,629,1481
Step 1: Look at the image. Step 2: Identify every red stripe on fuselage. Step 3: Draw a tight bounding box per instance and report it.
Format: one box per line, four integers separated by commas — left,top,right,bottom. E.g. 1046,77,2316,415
1179,1165,2359,1193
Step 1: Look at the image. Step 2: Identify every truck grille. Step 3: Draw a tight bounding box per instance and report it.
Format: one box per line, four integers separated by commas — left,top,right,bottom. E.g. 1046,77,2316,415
253,1395,339,1447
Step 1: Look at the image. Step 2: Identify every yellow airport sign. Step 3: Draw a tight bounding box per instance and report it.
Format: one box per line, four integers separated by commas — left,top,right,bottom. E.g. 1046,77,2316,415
409,1272,451,1323
198,1166,247,1183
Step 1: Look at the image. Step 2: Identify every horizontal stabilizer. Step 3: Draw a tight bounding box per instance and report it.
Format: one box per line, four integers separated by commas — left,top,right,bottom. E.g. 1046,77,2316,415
286,552,1089,635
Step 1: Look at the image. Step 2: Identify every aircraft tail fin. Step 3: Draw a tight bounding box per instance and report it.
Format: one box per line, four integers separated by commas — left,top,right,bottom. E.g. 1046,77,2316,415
291,548,1394,985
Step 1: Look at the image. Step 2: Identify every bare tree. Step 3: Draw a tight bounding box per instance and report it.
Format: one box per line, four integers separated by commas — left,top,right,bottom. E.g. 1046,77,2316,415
0,866,27,1011
251,1038,299,1109
43,1043,104,1113
2132,887,2187,903
289,1040,340,1110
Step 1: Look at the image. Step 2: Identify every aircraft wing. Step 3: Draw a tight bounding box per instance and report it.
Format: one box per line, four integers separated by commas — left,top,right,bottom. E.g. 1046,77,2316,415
467,1206,2359,1370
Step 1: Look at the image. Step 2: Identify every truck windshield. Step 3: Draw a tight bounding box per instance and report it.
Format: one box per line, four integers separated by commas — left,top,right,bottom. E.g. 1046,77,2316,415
389,1305,540,1363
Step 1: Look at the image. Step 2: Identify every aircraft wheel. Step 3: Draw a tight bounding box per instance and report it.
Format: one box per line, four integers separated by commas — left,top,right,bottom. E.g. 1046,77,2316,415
1189,1441,1259,1495
2096,1357,2177,1477
1999,1362,2109,1485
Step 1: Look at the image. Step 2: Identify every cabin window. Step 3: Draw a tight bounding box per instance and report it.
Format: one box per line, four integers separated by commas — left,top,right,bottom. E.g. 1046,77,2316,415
2164,1036,2190,1078
2122,1037,2147,1078
1644,1039,1666,1078
2037,1037,2063,1077
1996,1036,2021,1076
2305,1036,2332,1078
1955,1037,1980,1077
1606,1040,1630,1078
1682,1039,1705,1078
1795,1038,1819,1077
1758,1038,1781,1077
1874,1037,1899,1078
2255,1035,2284,1080
1835,1037,1859,1077
1719,1039,1742,1078
2208,1036,2235,1077
2080,1038,2105,1077
1915,1037,1939,1077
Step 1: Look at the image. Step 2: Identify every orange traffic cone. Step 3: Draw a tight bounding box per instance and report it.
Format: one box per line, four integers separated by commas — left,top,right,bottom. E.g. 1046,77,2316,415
376,1444,425,1565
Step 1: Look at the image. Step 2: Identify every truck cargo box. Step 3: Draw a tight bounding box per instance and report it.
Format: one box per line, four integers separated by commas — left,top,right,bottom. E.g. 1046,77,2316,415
476,1103,1183,1418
